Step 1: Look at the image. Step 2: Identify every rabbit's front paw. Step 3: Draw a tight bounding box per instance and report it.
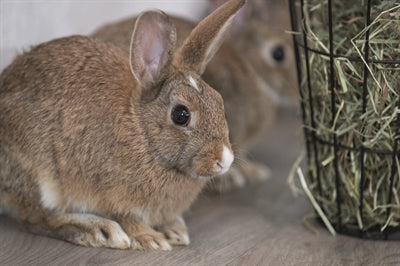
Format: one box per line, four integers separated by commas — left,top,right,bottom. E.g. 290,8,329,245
163,228,190,246
134,232,172,251
93,221,131,249
80,219,131,249
155,216,190,246
162,217,190,246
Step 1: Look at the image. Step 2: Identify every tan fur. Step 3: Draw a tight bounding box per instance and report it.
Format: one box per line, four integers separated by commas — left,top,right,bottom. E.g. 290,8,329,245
175,0,245,74
0,0,244,250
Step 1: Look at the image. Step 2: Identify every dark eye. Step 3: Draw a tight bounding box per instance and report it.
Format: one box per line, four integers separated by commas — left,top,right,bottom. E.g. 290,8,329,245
271,45,285,62
171,105,190,126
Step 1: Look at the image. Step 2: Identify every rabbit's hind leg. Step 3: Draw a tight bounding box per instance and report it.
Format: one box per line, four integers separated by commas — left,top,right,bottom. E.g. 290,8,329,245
0,144,131,249
24,212,131,249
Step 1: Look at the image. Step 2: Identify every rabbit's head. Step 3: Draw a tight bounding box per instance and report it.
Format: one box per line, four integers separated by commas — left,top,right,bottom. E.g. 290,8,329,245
236,20,297,106
136,69,232,178
130,1,246,178
208,0,298,106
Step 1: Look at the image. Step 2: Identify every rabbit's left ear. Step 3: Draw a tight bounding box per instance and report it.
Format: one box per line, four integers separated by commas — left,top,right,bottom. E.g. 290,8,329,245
174,0,246,75
130,10,176,91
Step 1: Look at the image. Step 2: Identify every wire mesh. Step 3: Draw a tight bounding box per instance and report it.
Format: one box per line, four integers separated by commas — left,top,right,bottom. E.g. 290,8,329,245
289,0,400,239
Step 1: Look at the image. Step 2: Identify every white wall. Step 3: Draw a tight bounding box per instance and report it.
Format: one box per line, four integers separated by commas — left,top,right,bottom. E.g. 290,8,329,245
0,0,208,71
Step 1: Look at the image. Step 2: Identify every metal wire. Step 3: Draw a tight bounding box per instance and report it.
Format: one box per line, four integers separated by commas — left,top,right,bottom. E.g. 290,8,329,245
299,0,323,196
386,98,400,240
289,0,400,240
327,0,343,233
293,42,400,65
288,0,312,167
359,0,372,238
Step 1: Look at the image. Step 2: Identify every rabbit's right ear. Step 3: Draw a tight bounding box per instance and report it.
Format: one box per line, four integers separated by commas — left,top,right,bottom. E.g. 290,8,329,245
130,10,176,95
175,0,246,75
208,0,250,30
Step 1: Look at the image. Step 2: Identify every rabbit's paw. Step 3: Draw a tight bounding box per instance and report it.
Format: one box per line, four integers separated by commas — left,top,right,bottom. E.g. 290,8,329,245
162,217,190,246
163,228,190,246
46,214,131,249
83,219,131,249
157,216,189,246
134,232,172,251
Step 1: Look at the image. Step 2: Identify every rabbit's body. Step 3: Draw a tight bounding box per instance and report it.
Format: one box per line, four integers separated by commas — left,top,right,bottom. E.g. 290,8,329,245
0,36,204,249
0,0,245,250
0,36,203,225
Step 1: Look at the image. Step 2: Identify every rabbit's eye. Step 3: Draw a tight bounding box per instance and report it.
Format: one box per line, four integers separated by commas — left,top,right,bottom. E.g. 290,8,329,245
171,105,190,126
271,45,285,62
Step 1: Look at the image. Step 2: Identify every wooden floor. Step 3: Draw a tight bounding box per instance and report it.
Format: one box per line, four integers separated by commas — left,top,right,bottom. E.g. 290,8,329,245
1,109,400,265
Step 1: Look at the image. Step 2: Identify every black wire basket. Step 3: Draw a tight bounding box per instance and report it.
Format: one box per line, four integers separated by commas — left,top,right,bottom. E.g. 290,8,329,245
288,0,400,239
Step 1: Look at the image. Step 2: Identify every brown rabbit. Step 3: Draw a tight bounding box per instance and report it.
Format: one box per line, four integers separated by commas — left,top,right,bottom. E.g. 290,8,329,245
92,0,298,193
0,0,246,250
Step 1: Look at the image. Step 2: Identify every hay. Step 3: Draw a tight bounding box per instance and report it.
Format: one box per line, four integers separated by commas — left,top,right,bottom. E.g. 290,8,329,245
295,0,400,233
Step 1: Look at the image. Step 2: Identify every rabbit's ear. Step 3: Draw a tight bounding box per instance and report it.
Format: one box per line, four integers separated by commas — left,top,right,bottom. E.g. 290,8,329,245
208,0,250,30
130,10,176,92
175,0,246,75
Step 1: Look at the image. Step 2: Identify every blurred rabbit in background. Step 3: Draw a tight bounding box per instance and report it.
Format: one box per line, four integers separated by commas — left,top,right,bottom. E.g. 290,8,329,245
201,0,299,191
93,0,298,193
207,0,298,106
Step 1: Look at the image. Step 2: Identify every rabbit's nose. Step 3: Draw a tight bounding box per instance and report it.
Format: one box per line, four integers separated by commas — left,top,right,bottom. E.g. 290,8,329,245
214,145,234,175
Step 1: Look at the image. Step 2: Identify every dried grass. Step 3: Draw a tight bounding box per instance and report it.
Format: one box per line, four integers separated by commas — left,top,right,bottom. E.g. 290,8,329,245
295,0,400,233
